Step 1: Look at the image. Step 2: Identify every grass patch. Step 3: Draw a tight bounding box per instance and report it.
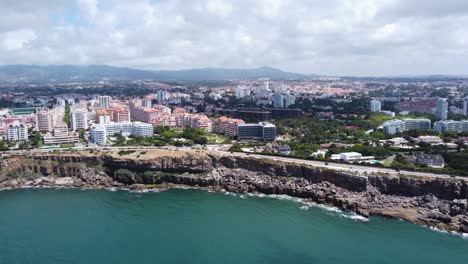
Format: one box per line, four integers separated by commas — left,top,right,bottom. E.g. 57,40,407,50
117,150,136,156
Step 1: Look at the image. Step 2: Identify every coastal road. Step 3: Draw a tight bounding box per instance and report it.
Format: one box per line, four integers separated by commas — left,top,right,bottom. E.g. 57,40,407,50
2,144,465,181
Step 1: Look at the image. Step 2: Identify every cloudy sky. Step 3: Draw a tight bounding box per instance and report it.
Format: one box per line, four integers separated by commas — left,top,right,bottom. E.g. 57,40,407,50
1,0,468,76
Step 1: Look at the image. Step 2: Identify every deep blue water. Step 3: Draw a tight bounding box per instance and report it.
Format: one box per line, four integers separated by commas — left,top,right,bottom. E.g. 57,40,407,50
0,189,467,264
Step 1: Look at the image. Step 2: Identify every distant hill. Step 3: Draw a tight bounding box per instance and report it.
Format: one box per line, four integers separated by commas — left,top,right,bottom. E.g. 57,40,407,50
0,65,314,83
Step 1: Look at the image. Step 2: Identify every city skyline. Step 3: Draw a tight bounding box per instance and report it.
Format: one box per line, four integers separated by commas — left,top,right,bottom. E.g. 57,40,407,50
1,0,468,76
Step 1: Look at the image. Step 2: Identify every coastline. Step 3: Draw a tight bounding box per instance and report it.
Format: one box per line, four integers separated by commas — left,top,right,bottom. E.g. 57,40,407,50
0,179,468,239
1,149,468,235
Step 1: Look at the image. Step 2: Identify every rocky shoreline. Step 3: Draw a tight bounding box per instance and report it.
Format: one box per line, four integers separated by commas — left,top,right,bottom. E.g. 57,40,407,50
1,150,468,234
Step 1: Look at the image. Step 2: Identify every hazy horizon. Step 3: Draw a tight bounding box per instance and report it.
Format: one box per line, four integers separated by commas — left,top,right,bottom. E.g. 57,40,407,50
1,0,468,76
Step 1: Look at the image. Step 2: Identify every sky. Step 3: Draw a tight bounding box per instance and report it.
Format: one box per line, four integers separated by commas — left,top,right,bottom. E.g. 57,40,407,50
1,0,468,76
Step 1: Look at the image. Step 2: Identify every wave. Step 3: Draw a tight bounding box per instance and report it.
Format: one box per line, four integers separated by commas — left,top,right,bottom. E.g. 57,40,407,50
428,226,468,239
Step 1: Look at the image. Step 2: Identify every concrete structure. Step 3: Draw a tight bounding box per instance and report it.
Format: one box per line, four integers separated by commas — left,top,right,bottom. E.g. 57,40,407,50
406,154,445,169
43,122,79,145
142,99,152,108
35,108,55,132
212,117,245,137
90,126,106,146
236,86,251,99
70,109,89,131
382,118,431,135
463,97,468,117
340,152,363,162
132,122,154,137
434,120,468,133
434,98,448,120
383,119,406,135
98,96,111,109
156,90,169,102
237,122,276,141
370,100,382,112
273,94,284,108
90,122,154,145
404,118,431,130
6,122,28,141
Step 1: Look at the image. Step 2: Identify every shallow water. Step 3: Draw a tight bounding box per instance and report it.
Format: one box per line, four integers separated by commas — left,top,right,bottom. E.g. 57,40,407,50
0,189,467,264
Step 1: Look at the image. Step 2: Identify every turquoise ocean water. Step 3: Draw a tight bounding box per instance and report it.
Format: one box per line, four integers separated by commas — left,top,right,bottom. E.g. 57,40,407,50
0,189,467,264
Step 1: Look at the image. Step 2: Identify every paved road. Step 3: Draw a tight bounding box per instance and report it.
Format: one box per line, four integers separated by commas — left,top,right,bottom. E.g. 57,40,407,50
2,144,465,181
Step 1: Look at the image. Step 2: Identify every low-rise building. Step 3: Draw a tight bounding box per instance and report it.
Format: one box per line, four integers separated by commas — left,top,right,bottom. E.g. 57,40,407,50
237,122,276,141
90,121,153,145
406,154,445,168
382,118,431,135
434,120,468,133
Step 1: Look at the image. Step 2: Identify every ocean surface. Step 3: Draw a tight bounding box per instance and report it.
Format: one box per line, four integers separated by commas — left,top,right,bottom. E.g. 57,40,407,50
0,189,467,264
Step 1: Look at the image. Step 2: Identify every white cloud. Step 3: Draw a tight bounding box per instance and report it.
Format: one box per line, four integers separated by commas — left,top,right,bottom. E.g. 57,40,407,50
0,0,467,76
2,29,36,50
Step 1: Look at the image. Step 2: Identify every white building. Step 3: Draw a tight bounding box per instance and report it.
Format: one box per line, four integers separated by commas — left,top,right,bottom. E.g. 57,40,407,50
340,152,363,161
6,122,28,141
434,120,468,133
236,86,251,99
383,120,406,135
370,100,382,112
142,99,152,108
98,96,111,109
382,118,431,135
434,98,448,120
90,126,106,146
90,122,154,145
132,122,153,137
70,109,89,131
284,94,296,108
156,90,169,102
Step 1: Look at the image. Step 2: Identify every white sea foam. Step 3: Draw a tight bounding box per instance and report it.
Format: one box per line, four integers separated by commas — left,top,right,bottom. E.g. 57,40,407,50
428,226,468,239
299,205,309,210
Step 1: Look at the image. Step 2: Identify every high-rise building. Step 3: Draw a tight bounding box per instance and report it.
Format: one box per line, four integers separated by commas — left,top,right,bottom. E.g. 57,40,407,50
35,108,54,132
156,90,169,102
284,94,296,108
235,86,251,99
434,98,448,120
98,96,111,109
273,94,284,108
70,109,89,131
370,100,382,112
263,82,269,91
463,97,468,117
142,99,152,108
6,122,28,141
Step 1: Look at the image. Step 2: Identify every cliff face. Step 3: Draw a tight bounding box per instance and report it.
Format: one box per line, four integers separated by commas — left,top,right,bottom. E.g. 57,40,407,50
212,155,468,200
2,153,467,200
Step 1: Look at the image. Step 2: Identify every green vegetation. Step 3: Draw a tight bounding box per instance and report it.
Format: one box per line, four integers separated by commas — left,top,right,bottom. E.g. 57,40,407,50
30,131,43,148
111,127,213,147
0,140,8,151
63,103,71,124
117,150,136,156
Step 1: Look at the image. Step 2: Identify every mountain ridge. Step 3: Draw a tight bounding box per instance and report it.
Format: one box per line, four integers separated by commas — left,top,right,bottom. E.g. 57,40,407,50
0,64,314,83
